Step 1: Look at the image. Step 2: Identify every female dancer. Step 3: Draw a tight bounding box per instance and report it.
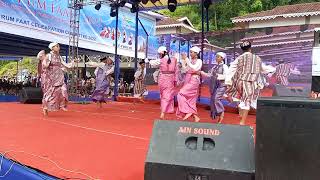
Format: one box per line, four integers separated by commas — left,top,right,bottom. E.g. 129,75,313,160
147,46,177,119
200,52,228,123
176,46,202,122
42,42,75,116
86,57,114,108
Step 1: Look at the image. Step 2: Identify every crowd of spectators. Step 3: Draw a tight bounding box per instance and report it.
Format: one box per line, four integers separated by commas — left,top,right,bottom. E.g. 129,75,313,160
0,74,135,97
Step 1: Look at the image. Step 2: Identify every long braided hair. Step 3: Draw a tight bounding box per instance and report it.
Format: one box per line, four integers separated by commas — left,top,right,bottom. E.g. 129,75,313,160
160,51,171,64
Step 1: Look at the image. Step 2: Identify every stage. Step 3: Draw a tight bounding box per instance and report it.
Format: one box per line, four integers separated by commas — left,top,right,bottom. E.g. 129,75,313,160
0,101,255,180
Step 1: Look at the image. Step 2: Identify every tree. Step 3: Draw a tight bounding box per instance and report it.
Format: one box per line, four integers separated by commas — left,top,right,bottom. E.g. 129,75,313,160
0,58,37,78
159,0,320,31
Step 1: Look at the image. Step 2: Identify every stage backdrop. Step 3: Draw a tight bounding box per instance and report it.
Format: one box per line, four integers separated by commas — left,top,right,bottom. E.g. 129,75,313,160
0,0,157,58
145,25,315,99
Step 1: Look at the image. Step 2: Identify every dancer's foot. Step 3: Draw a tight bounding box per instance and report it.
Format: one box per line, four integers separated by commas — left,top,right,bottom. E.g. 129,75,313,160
140,98,145,103
183,113,192,121
217,112,224,124
310,91,320,99
238,108,243,118
43,109,48,116
239,120,245,125
239,109,249,126
61,107,68,111
194,115,200,122
160,112,165,120
176,115,183,120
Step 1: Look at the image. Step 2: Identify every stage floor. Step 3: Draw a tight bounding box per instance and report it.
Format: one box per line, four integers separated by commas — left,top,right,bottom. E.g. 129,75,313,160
0,101,256,180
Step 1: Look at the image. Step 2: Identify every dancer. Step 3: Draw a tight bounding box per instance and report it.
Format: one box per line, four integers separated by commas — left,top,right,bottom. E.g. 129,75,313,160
42,42,75,116
100,27,107,38
111,29,115,40
134,60,147,98
122,30,127,43
145,58,160,83
176,46,202,122
146,46,177,119
128,33,133,45
226,41,275,125
86,57,114,108
275,59,300,86
176,52,188,87
200,52,228,123
36,50,46,89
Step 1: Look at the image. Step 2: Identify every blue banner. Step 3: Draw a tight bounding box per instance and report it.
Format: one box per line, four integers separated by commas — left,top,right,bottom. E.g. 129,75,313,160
169,38,179,57
180,41,189,54
0,0,156,58
154,35,194,61
147,36,158,59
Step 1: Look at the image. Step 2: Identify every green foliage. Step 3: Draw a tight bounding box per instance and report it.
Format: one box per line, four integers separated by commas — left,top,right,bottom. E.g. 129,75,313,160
0,62,18,77
0,57,38,77
159,0,320,31
20,57,38,75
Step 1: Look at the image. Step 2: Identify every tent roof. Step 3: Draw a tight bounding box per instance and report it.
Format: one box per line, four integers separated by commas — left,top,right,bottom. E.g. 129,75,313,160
156,17,199,32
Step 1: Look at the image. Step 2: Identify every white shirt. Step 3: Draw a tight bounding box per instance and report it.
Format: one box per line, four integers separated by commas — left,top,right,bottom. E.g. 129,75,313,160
186,58,202,72
201,63,229,80
148,55,169,68
149,58,161,68
43,52,75,71
180,58,189,73
225,52,276,85
86,62,114,77
134,67,146,79
217,64,229,80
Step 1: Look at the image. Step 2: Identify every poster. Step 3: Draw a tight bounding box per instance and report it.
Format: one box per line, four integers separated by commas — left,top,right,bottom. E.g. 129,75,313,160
0,0,157,58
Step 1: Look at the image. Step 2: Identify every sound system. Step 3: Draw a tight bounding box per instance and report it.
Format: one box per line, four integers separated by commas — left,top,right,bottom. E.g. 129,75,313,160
145,120,255,180
272,84,309,97
256,97,320,180
19,87,43,104
312,76,320,92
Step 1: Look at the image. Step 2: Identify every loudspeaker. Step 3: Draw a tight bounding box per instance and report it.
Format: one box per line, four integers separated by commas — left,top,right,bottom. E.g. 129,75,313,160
272,84,309,97
19,87,43,104
145,120,255,180
312,76,320,92
256,97,320,180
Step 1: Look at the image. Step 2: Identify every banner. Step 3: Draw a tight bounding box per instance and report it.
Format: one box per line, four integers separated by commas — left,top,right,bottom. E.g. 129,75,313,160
180,40,189,54
0,0,157,58
147,36,158,59
155,35,193,62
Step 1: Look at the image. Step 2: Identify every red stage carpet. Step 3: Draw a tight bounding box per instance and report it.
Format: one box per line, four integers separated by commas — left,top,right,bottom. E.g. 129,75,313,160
0,102,255,180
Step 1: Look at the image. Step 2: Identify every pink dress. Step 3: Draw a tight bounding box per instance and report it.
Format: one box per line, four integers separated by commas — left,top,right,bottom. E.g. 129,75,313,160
42,52,70,111
158,57,177,113
176,58,202,117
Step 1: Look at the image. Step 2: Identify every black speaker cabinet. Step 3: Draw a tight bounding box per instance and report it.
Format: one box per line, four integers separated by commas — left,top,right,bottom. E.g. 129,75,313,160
145,120,255,180
312,76,320,92
256,97,320,180
19,87,43,104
